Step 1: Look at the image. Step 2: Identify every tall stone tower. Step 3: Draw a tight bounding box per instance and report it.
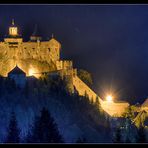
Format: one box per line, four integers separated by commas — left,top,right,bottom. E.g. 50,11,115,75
4,19,23,43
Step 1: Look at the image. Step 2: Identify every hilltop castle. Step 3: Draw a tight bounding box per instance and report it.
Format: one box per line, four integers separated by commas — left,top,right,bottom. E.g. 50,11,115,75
0,20,129,117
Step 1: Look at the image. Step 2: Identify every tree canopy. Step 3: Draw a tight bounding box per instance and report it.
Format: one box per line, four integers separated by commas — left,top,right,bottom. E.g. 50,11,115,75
77,69,93,86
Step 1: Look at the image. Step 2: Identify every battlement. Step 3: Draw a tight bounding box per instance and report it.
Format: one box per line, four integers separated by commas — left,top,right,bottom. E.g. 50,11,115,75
56,60,73,70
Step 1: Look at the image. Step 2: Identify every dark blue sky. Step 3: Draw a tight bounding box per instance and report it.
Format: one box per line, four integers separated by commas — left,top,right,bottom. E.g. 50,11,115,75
0,4,148,103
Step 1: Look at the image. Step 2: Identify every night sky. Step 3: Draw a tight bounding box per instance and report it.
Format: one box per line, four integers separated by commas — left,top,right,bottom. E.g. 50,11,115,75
0,4,148,104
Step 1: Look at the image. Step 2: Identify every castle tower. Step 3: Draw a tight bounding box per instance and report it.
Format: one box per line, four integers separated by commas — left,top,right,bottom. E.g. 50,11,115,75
30,24,42,42
48,35,61,61
4,19,22,43
9,19,18,37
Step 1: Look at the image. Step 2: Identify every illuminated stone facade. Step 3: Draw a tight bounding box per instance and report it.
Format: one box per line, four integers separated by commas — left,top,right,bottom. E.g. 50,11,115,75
0,37,60,77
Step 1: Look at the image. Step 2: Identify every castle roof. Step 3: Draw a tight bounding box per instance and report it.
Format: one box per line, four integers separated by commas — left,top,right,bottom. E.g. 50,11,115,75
10,19,17,27
30,24,42,41
8,65,26,75
31,24,41,37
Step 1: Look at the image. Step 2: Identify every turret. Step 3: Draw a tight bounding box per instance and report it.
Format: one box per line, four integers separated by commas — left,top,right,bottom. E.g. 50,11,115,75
9,19,19,37
4,19,22,43
30,24,42,42
48,34,61,61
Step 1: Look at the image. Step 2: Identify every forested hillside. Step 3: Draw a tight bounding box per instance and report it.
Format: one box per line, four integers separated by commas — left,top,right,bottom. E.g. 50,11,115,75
0,75,111,143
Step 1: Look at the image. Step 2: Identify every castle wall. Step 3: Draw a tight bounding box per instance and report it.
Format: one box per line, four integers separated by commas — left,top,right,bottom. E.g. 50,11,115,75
100,101,129,117
72,75,129,117
56,60,73,70
21,40,60,63
0,38,61,76
72,75,98,102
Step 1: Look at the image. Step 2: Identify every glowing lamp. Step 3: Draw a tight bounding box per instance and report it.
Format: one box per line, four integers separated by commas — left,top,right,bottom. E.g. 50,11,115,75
28,67,40,78
106,95,113,102
28,68,35,76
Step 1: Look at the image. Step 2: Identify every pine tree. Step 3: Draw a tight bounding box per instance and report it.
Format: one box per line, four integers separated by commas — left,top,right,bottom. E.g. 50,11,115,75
25,124,33,143
5,112,20,143
23,81,30,98
123,118,132,143
136,125,146,143
125,136,131,143
96,96,103,114
104,116,111,131
31,107,64,143
113,127,122,143
76,137,87,143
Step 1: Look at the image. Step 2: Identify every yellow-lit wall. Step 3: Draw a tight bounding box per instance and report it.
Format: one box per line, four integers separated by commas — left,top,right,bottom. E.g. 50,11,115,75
100,101,129,117
73,75,98,102
0,38,60,76
72,75,129,117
